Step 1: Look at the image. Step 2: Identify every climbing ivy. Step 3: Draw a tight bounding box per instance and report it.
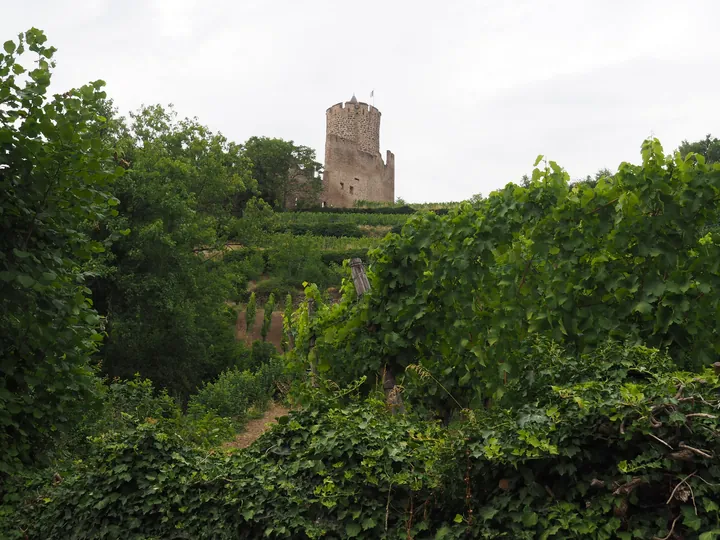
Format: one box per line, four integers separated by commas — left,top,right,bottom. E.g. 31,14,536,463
2,343,719,539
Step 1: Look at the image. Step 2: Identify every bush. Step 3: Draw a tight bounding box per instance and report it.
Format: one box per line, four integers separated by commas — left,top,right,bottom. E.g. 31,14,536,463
320,248,370,266
261,293,276,341
263,234,338,289
449,341,720,538
1,395,446,539
64,376,237,457
223,249,266,283
281,222,364,237
275,211,409,228
252,277,295,301
292,205,417,215
245,292,257,332
187,357,286,422
247,340,277,371
4,348,720,539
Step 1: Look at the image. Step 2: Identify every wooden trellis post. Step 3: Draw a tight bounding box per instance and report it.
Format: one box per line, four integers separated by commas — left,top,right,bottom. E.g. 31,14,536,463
350,258,371,296
349,258,404,414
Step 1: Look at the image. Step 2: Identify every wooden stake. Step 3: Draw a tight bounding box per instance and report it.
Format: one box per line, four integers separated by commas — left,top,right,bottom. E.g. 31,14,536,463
349,258,404,414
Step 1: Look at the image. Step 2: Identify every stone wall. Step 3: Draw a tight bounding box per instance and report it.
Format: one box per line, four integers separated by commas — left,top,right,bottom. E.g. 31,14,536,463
322,100,394,207
322,135,394,207
326,101,381,155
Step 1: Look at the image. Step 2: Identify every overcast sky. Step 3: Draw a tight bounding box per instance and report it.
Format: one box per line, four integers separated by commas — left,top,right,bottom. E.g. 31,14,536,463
3,0,719,202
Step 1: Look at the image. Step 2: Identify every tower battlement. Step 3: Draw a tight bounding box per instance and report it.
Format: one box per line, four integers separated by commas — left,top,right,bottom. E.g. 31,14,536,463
322,94,394,207
326,98,381,155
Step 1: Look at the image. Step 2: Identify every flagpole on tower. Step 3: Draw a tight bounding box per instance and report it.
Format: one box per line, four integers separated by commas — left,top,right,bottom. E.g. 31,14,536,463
371,89,375,107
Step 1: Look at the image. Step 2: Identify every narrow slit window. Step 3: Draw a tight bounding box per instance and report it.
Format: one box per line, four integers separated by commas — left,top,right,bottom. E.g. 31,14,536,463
350,186,354,194
340,182,344,190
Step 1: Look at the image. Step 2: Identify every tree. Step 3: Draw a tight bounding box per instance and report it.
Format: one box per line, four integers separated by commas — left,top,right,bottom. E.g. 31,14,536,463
245,293,257,333
281,293,293,352
231,196,276,246
678,133,720,164
261,293,275,342
0,29,122,477
125,105,256,230
90,105,252,401
573,167,614,188
242,136,322,209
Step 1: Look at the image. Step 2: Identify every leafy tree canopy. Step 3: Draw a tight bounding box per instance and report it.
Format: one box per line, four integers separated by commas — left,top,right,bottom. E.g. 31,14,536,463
242,136,322,209
678,133,720,164
0,29,122,477
91,104,254,400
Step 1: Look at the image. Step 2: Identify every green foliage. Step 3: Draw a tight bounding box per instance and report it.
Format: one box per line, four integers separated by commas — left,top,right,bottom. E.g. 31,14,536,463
295,139,720,416
243,136,322,209
68,375,236,453
253,276,296,301
320,248,370,266
246,292,257,332
247,340,277,371
263,233,341,290
6,346,718,539
678,134,720,164
354,199,468,211
451,340,720,539
223,247,266,282
231,196,277,246
281,293,293,352
261,293,276,341
280,221,364,237
90,104,252,402
187,357,286,422
295,205,417,215
2,392,448,539
0,29,122,480
284,208,414,221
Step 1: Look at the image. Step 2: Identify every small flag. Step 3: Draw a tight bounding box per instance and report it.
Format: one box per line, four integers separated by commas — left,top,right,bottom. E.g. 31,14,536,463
370,90,374,98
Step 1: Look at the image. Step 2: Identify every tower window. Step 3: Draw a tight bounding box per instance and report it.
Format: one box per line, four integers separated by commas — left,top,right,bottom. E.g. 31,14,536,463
354,177,360,181
350,186,354,194
340,182,344,190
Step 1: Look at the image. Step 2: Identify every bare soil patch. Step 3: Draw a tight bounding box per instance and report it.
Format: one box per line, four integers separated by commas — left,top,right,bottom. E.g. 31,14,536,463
236,310,284,350
223,402,290,450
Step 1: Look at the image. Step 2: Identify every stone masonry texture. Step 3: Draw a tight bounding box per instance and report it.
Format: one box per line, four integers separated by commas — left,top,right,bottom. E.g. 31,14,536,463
322,98,394,207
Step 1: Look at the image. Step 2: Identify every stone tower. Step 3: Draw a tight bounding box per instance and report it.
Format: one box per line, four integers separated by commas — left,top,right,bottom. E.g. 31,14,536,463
322,95,394,207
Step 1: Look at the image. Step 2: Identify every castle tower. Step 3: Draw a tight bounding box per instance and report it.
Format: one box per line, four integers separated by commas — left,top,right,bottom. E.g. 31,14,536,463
322,95,395,207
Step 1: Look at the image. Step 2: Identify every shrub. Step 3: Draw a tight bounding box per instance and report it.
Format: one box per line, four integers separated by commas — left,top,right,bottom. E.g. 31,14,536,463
261,293,276,341
281,222,364,237
4,348,719,539
64,376,236,457
293,205,417,214
281,293,293,352
187,357,286,421
1,395,447,539
248,340,276,371
0,30,122,481
223,248,267,280
245,292,256,333
320,248,369,266
252,277,295,301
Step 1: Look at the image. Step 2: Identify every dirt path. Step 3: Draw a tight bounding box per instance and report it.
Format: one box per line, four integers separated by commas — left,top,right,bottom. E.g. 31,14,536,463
224,402,290,450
